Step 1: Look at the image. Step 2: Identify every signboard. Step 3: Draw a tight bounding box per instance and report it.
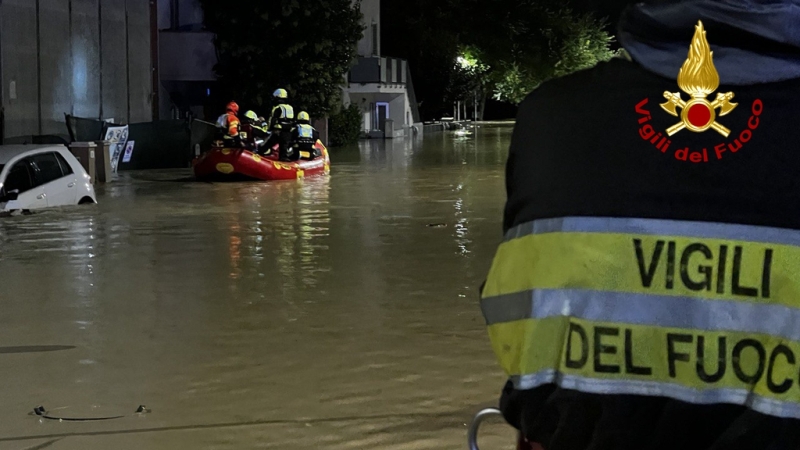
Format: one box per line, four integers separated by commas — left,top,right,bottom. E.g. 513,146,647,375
122,141,135,163
104,125,129,173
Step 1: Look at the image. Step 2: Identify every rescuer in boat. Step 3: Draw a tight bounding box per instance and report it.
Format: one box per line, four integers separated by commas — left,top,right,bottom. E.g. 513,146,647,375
263,88,296,160
215,101,241,145
481,1,800,449
240,110,269,152
289,111,322,161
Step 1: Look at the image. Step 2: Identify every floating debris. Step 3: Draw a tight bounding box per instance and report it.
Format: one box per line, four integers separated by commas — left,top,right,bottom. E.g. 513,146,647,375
32,404,150,421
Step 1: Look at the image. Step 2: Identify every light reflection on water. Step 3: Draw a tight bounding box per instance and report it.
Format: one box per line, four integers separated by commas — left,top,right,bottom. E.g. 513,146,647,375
0,124,515,448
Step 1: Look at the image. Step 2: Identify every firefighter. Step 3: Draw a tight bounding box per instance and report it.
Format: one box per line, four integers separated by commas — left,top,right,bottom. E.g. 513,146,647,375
215,101,240,144
264,89,295,160
289,111,321,161
240,110,269,152
483,1,800,449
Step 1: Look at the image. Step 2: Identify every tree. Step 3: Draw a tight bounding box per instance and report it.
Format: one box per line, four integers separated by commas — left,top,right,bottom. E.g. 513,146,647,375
200,0,364,117
461,1,616,104
445,48,491,119
382,0,462,120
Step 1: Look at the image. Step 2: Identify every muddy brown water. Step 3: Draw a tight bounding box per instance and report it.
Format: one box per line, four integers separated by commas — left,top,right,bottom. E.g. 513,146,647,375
0,124,517,449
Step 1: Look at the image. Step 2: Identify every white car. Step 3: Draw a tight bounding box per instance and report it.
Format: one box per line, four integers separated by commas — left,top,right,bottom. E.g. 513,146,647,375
0,145,96,211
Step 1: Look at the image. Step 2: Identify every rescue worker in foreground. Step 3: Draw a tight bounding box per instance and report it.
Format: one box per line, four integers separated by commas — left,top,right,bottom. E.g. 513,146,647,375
289,111,322,161
264,88,295,160
483,1,800,449
216,101,241,144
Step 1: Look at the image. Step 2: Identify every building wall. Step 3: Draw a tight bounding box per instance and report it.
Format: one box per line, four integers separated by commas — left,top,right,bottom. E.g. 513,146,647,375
0,0,154,141
156,0,214,120
158,0,204,30
356,0,379,57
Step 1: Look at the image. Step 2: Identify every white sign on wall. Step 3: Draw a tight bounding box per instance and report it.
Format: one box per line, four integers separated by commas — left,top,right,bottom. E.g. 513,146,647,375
122,141,135,163
104,125,129,174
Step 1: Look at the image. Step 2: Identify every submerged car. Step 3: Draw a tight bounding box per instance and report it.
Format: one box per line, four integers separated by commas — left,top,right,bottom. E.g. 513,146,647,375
0,145,96,211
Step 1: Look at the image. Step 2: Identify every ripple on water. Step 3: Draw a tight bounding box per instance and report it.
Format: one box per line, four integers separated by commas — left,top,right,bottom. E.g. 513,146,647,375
0,125,512,447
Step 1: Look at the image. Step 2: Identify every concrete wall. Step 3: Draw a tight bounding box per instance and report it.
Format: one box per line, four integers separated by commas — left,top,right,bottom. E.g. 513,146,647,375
127,0,153,124
0,0,153,141
39,0,72,135
159,31,216,81
356,0,379,57
101,0,129,123
1,0,39,139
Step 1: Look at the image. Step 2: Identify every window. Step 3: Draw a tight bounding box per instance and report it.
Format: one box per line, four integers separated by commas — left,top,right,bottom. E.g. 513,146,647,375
29,152,65,185
3,160,34,194
371,23,378,56
54,152,74,175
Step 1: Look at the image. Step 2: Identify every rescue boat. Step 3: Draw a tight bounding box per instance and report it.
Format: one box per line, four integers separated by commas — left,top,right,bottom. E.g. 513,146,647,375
193,141,330,181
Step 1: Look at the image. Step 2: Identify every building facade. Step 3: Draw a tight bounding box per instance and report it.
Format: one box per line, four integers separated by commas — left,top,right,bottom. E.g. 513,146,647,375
0,0,156,143
156,0,216,120
344,0,421,138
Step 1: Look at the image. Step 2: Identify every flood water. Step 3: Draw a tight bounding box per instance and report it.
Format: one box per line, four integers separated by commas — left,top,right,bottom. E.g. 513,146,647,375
0,124,517,449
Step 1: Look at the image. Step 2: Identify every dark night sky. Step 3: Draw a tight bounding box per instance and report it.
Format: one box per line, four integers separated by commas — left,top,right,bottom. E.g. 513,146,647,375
380,0,639,120
571,0,638,35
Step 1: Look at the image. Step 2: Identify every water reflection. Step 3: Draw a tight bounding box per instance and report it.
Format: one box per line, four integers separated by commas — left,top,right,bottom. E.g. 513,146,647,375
0,124,513,448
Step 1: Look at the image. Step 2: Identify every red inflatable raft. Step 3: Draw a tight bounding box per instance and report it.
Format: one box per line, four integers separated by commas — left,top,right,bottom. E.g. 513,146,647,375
193,141,330,181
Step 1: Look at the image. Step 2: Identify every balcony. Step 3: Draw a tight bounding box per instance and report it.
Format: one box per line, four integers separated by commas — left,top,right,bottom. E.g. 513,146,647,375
348,57,407,85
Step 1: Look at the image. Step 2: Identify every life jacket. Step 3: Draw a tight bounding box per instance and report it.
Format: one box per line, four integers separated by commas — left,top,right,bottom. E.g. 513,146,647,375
485,30,800,440
270,104,295,130
293,124,320,160
294,124,316,146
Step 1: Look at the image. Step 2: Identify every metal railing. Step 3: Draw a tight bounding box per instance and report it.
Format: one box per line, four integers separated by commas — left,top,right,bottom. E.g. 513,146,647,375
467,408,504,450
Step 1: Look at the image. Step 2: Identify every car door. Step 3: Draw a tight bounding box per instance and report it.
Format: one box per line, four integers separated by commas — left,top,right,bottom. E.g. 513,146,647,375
0,158,47,210
29,151,77,207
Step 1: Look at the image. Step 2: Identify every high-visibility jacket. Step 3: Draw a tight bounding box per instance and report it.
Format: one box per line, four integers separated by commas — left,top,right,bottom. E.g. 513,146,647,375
268,104,294,131
216,112,239,138
484,34,800,449
290,123,320,159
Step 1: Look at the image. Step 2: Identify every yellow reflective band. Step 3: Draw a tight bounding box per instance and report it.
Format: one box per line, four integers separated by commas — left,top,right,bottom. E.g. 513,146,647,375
482,232,795,309
490,316,800,418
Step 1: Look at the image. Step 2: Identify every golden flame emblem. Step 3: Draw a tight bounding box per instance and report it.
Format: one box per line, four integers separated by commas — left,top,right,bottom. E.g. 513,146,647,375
660,21,737,137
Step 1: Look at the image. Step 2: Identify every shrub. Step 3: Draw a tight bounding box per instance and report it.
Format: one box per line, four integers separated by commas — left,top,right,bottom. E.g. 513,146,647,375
328,104,362,147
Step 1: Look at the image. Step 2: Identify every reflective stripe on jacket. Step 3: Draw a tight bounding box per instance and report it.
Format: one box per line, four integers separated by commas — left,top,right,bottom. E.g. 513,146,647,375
269,104,295,130
216,112,239,137
482,215,800,418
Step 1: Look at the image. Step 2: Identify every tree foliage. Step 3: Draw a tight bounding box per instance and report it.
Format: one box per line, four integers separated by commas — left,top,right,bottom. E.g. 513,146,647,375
382,0,462,120
461,2,616,104
385,0,617,114
200,0,364,117
445,50,490,104
329,104,362,146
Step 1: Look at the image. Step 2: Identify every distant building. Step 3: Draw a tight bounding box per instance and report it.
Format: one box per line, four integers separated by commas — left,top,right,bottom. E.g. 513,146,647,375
0,0,156,143
156,0,217,121
343,0,421,138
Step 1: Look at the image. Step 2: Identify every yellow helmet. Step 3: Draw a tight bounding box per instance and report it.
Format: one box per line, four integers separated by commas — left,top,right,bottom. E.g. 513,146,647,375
297,111,310,122
273,88,288,99
244,110,258,121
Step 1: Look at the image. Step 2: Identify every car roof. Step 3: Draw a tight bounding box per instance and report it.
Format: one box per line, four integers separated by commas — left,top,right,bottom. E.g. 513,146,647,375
0,145,68,165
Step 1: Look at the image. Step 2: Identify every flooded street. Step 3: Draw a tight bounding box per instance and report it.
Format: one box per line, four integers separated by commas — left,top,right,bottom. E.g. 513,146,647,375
0,124,516,449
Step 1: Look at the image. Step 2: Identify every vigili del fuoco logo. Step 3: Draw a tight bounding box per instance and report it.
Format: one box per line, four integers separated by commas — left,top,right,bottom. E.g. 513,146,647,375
635,21,763,163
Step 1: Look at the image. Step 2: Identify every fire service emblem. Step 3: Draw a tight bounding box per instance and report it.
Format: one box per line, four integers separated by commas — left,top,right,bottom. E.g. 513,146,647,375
635,20,763,163
661,21,737,137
